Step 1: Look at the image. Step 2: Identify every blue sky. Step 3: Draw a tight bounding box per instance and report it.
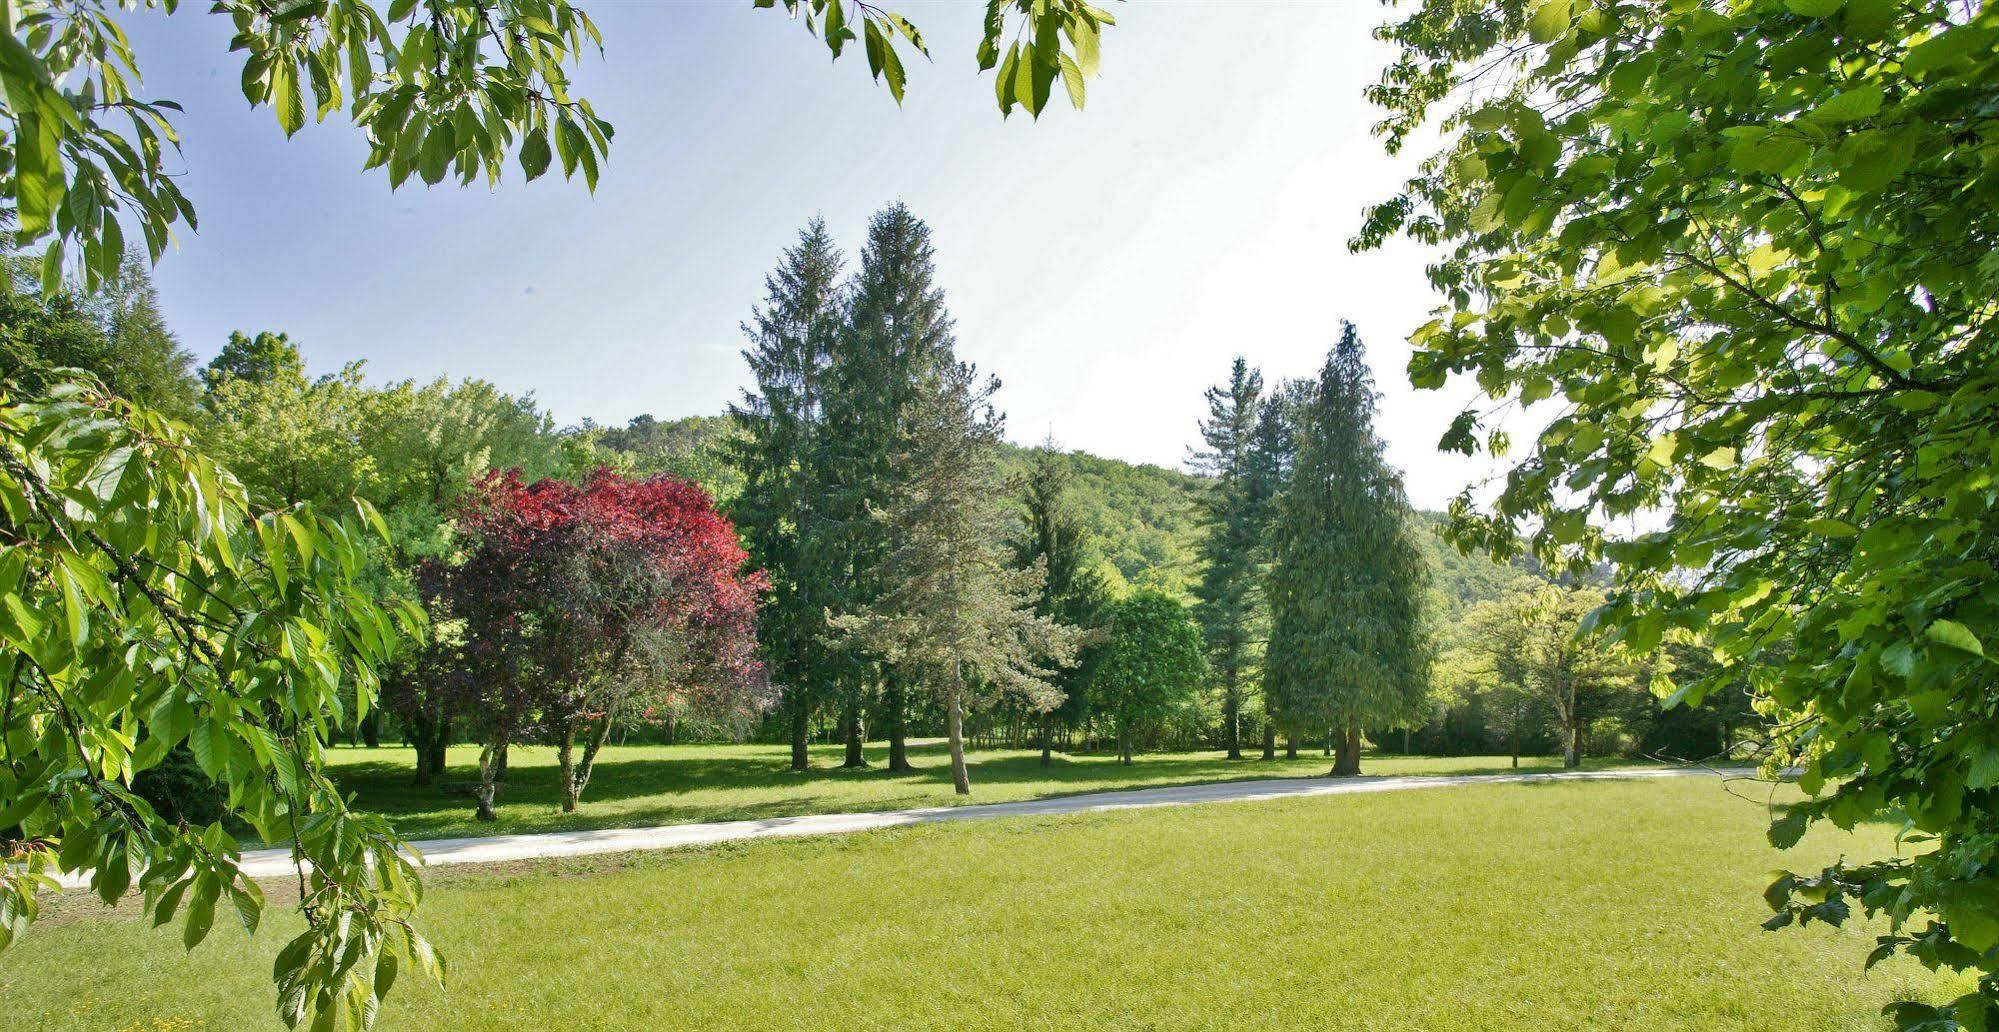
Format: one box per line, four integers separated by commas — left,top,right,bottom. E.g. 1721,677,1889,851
123,1,1495,508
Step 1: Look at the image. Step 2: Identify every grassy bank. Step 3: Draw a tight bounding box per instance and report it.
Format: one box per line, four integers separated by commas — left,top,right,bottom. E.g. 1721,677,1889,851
3,777,1958,1030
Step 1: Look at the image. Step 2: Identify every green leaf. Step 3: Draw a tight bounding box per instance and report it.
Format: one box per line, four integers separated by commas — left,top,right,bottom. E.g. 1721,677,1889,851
1810,85,1883,123
1527,0,1573,43
183,872,219,949
1768,809,1809,848
519,128,552,182
1804,518,1858,537
1783,0,1844,16
273,60,306,137
1926,619,1983,657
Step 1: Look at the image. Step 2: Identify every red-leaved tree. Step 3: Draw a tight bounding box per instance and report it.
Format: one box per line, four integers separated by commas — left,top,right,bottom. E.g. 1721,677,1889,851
435,468,771,819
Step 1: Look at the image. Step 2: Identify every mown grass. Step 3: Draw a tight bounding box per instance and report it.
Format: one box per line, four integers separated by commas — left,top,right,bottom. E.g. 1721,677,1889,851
317,739,1656,840
3,777,1964,1030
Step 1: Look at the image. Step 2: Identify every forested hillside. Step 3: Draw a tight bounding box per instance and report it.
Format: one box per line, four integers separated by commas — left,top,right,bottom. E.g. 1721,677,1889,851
589,412,1524,613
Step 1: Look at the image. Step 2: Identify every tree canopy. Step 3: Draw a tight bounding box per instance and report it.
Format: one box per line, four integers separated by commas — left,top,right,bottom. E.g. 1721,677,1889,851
1357,0,1999,1022
0,377,434,1029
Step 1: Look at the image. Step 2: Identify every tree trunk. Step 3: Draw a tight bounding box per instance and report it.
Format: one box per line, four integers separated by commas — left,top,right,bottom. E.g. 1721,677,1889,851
1509,701,1522,769
1223,673,1242,760
1284,733,1298,761
886,677,912,773
946,675,971,796
557,721,579,813
1563,682,1582,769
360,710,383,749
474,737,504,822
1039,711,1055,767
789,700,811,772
410,714,449,787
1117,724,1132,765
573,709,616,804
492,741,509,782
1261,721,1276,761
841,702,867,769
1323,728,1333,757
1332,720,1363,777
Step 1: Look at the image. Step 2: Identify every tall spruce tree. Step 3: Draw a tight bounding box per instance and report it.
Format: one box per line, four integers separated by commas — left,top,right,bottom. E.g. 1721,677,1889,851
832,360,1082,795
726,218,845,772
818,203,957,771
1244,375,1310,760
1015,440,1112,766
1191,358,1264,760
1264,323,1429,777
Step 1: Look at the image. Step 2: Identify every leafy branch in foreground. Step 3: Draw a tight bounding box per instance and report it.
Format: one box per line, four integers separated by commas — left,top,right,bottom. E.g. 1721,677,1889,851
1358,0,1999,1025
1,0,612,293
760,0,1116,114
0,375,435,1029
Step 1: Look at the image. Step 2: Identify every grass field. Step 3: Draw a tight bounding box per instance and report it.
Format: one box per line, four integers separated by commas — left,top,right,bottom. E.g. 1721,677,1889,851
318,740,1656,840
3,777,1963,1030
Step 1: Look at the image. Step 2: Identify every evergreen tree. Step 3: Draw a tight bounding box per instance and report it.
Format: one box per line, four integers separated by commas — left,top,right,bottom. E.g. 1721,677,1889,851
1014,440,1112,765
1264,323,1430,776
1243,375,1309,760
831,360,1082,795
726,218,846,772
1191,358,1264,760
89,254,200,416
817,203,957,771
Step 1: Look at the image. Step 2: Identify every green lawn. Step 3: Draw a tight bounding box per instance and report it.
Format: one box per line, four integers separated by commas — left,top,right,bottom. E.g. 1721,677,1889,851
317,739,1656,840
2,777,1962,1030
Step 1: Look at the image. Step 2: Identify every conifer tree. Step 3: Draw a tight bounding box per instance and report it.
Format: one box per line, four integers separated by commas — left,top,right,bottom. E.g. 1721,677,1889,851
1191,358,1264,760
1015,441,1112,766
727,218,846,772
1264,323,1430,777
818,203,957,771
832,361,1082,795
1244,376,1309,760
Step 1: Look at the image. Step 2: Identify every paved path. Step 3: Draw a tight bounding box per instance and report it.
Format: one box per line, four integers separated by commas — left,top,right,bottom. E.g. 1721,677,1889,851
75,766,1727,887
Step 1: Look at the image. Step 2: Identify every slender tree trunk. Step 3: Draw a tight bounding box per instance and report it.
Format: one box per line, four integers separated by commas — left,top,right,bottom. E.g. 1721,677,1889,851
1223,672,1242,760
1261,720,1276,761
841,701,867,768
886,677,912,772
1117,723,1132,765
557,721,579,813
1332,720,1363,777
789,700,810,772
946,672,971,796
493,741,509,782
1039,711,1055,767
474,736,505,822
361,710,383,748
1323,728,1333,757
1284,733,1298,760
573,708,616,804
1563,682,1581,769
1510,700,1522,769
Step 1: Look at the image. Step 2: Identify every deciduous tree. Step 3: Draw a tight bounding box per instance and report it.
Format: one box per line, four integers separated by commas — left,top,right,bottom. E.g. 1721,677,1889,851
1359,1,1999,1018
1093,590,1207,764
0,376,435,1030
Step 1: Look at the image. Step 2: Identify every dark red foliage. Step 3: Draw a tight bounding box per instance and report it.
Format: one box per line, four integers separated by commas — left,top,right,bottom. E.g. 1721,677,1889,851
442,468,771,735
